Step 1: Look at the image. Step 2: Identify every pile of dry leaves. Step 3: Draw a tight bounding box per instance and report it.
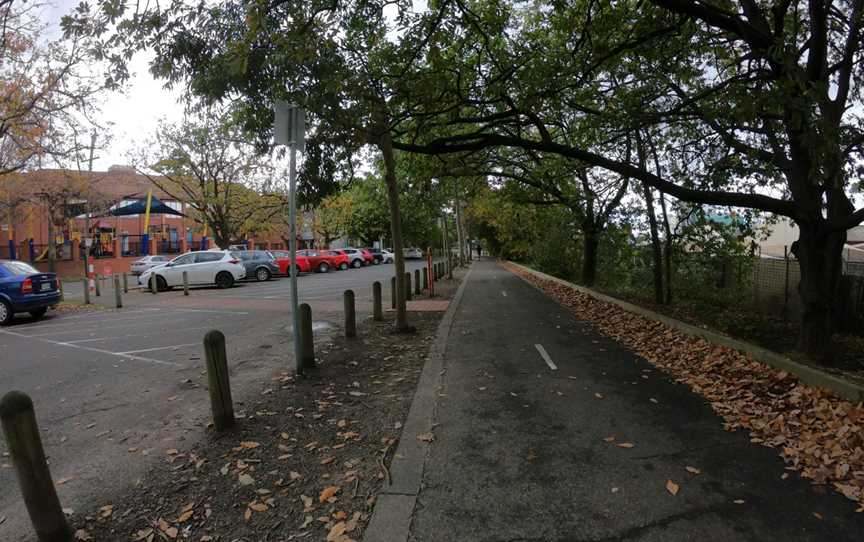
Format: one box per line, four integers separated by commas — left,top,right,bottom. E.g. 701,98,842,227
504,262,864,511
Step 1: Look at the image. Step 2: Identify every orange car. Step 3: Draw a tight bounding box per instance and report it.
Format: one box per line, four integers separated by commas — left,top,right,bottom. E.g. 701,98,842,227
270,250,311,275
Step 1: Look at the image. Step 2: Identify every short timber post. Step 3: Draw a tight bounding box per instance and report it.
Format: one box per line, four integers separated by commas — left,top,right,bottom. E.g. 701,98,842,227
182,271,190,296
414,269,421,295
404,272,412,301
94,274,101,297
202,330,235,431
82,278,90,305
343,290,356,338
122,273,128,293
113,275,122,309
298,303,315,371
372,281,383,322
149,274,157,295
57,280,64,302
0,391,73,542
390,276,396,309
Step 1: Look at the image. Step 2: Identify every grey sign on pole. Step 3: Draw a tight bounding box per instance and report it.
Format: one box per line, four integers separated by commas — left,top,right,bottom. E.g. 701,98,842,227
274,101,306,373
274,101,306,152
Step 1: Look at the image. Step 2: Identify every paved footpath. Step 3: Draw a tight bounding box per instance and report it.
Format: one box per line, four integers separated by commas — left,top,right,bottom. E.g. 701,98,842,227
395,259,864,541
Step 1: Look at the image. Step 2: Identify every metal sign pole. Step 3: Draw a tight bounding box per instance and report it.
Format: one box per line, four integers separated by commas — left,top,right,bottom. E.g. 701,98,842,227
288,145,301,371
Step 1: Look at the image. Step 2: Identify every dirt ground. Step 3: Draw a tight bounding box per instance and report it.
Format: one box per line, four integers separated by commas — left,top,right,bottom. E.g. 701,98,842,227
68,275,463,542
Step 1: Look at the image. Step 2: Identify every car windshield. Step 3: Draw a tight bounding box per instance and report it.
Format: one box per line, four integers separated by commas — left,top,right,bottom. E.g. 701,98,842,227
1,261,39,276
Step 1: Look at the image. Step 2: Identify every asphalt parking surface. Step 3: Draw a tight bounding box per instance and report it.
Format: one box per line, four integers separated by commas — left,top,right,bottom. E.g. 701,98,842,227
0,259,434,539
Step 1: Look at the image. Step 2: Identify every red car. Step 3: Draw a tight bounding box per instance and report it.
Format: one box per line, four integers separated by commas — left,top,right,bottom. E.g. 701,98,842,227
298,249,336,273
270,250,311,275
323,250,351,270
359,249,376,265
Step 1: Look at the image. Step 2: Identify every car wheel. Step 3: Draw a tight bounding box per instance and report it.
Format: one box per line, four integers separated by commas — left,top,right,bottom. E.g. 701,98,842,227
339,262,349,270
255,267,271,281
295,265,303,276
318,262,330,273
386,258,393,263
351,259,362,269
29,307,48,319
215,271,235,289
373,258,381,265
0,299,13,325
156,275,169,292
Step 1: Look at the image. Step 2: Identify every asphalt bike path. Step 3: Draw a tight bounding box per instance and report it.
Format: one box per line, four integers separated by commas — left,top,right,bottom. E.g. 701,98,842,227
408,259,864,541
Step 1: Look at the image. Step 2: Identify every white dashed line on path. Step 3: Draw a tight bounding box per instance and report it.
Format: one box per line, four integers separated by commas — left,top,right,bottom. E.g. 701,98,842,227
534,343,557,371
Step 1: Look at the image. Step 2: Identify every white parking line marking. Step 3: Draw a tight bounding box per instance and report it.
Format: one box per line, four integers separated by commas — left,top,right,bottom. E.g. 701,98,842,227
534,344,557,371
63,325,214,344
117,343,198,355
168,308,250,315
0,329,181,367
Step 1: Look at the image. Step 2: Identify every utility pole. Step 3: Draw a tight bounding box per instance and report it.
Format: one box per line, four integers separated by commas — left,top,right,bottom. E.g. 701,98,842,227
442,213,452,279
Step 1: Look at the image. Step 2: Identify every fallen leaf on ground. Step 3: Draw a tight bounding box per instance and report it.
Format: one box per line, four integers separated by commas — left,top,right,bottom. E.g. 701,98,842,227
319,485,340,503
666,479,680,496
616,442,635,449
685,466,701,475
416,432,435,442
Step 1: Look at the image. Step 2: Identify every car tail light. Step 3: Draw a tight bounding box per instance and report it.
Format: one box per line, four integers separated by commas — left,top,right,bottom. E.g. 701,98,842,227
228,259,240,264
54,278,60,290
21,278,33,293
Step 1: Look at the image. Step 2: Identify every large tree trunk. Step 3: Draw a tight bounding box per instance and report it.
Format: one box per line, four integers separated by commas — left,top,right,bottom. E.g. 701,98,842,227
581,228,599,287
659,193,673,305
793,224,846,364
379,129,412,333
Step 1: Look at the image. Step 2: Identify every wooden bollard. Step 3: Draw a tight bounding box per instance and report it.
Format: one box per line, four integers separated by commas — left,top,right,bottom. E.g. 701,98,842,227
390,276,396,309
182,271,190,296
203,330,235,431
94,274,101,297
82,278,90,305
343,290,356,338
372,281,383,321
404,272,412,301
113,275,122,309
57,280,64,302
414,269,421,295
149,274,157,295
122,273,128,293
298,303,315,371
0,391,73,542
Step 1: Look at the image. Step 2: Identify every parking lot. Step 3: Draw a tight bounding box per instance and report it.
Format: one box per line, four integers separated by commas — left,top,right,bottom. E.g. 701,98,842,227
0,258,437,538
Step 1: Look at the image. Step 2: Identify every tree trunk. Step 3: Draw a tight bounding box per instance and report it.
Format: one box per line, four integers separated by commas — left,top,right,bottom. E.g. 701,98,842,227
641,183,663,304
47,217,56,273
582,229,599,287
659,192,673,305
379,130,412,333
793,225,846,364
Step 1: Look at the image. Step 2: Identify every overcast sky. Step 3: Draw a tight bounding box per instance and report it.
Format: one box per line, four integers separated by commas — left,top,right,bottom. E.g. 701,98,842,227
44,0,186,171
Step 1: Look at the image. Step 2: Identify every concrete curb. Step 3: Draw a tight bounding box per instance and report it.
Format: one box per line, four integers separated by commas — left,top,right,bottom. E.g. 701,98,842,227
363,264,475,542
507,261,864,403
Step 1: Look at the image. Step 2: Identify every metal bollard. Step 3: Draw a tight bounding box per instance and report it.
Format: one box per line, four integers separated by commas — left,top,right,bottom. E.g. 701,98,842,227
82,278,90,305
390,276,397,309
405,272,412,301
113,275,122,309
122,273,128,293
0,391,73,542
94,274,101,297
372,281,383,322
202,330,235,431
298,303,315,371
182,271,189,296
414,269,421,295
343,290,356,338
149,274,157,295
422,267,428,292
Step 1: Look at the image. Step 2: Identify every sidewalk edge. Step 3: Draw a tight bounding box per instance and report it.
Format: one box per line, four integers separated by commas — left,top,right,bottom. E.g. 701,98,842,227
363,263,475,542
507,261,864,403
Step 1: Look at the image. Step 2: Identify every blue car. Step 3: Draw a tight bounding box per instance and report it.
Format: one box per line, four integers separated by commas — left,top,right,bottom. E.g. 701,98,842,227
0,260,61,325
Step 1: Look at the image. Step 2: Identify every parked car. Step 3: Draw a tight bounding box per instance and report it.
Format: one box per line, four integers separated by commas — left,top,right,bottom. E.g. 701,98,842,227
365,248,386,264
323,250,351,270
234,250,280,281
130,255,171,275
139,250,245,291
360,248,378,265
339,248,367,268
270,250,311,275
0,260,61,325
298,249,334,273
403,247,424,259
380,249,395,263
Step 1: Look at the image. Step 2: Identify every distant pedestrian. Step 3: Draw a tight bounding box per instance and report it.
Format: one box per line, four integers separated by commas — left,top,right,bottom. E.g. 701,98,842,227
476,245,482,258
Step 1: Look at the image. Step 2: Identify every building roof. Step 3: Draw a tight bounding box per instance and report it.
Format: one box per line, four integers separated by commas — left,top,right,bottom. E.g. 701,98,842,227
16,167,177,201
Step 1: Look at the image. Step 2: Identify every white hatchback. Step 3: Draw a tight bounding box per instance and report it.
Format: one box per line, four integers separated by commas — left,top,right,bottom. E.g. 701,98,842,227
130,255,171,275
138,250,246,291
